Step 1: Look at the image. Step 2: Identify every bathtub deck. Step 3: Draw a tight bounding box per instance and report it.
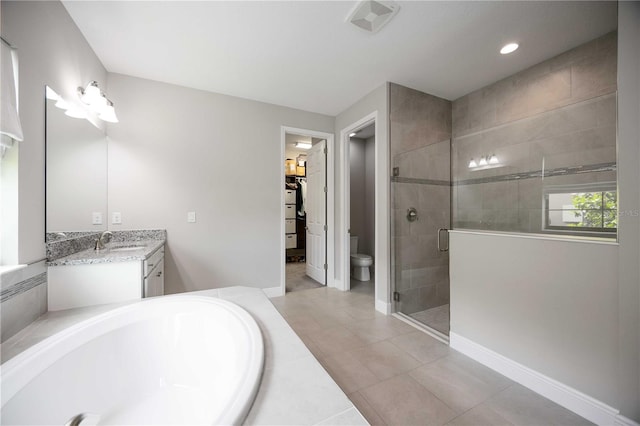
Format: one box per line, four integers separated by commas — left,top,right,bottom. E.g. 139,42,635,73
0,287,368,426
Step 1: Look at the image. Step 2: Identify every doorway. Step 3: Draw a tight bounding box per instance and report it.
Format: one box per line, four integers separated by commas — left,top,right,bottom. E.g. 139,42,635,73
281,127,333,295
347,123,376,295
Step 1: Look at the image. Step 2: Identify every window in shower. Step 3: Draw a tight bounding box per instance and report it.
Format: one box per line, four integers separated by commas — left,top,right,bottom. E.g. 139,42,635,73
544,183,617,237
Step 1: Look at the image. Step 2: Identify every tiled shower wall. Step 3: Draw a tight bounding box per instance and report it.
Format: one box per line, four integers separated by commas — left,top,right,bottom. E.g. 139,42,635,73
390,83,452,315
452,32,617,234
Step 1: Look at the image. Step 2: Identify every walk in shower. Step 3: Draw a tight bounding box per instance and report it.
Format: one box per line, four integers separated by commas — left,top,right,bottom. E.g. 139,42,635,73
390,31,617,337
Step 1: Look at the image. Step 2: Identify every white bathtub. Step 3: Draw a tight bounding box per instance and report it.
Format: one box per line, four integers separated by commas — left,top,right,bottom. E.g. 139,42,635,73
1,295,264,425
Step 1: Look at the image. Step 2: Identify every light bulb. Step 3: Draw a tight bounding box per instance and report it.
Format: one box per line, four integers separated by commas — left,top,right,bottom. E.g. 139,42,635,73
98,101,118,123
479,156,488,166
468,159,477,168
489,154,499,165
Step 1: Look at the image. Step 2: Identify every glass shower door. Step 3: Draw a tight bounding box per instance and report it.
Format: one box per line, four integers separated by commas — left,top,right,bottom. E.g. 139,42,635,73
392,138,451,336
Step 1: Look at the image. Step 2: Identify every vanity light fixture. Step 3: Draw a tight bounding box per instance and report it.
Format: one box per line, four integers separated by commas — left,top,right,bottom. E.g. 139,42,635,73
500,43,519,55
98,99,119,123
295,142,312,150
469,154,501,170
64,106,88,119
77,81,118,123
79,81,101,104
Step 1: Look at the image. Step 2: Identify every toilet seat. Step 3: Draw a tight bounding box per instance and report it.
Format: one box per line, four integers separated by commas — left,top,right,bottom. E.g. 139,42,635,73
350,254,373,267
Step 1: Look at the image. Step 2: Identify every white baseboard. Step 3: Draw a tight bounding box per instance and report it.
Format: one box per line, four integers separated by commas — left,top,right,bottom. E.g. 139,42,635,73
375,299,390,315
615,415,640,426
262,286,284,298
450,332,620,426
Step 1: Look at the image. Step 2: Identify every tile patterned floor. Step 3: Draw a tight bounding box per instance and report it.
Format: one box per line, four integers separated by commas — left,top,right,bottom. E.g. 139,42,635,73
270,284,593,426
286,262,324,293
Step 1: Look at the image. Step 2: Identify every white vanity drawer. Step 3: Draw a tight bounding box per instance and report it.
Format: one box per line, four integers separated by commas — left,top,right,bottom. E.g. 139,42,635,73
285,189,296,204
285,204,296,219
285,219,296,234
285,234,297,249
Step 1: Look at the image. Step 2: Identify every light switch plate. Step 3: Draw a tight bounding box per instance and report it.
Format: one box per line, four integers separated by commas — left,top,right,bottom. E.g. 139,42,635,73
112,212,122,224
187,211,196,223
92,212,102,225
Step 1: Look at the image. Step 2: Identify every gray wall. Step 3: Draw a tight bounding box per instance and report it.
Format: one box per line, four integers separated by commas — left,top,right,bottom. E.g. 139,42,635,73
350,138,366,252
450,231,619,406
616,1,640,420
1,0,108,263
1,0,107,338
364,136,375,258
106,73,334,294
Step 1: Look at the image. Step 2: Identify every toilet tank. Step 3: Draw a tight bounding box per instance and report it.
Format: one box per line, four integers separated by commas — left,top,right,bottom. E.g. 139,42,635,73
350,236,358,254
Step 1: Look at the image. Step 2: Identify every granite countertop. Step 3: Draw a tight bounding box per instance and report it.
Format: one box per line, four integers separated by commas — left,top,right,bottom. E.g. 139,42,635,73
47,239,165,267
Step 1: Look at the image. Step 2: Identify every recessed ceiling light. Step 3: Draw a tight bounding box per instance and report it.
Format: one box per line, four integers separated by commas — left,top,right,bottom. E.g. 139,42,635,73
349,132,357,137
295,142,312,150
500,43,519,55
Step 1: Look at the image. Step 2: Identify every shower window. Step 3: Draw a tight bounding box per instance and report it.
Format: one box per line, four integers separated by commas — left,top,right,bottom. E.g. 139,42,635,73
543,183,617,237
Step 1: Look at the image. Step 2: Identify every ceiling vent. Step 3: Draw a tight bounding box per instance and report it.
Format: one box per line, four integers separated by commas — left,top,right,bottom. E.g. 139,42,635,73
347,0,400,33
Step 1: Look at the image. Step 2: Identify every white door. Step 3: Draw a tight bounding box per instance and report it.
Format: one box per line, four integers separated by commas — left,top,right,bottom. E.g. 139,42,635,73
306,140,326,284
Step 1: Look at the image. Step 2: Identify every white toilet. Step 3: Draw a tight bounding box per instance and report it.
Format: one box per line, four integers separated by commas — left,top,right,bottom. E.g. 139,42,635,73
350,236,373,281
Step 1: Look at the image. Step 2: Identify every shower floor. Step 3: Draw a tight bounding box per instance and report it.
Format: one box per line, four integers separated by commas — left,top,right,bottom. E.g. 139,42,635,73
409,304,450,335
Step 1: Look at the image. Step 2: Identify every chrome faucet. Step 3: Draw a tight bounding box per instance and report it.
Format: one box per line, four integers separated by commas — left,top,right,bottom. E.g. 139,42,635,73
94,231,113,251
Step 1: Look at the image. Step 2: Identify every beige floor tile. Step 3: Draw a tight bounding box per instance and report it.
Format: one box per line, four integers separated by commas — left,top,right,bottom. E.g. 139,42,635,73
389,330,451,364
349,340,422,380
409,353,513,413
360,375,458,426
344,315,416,344
349,391,387,426
307,325,370,357
485,384,594,426
445,403,514,426
321,351,381,394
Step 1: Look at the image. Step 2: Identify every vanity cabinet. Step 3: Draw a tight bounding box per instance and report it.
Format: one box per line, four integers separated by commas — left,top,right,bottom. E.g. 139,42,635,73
143,248,164,297
48,245,165,311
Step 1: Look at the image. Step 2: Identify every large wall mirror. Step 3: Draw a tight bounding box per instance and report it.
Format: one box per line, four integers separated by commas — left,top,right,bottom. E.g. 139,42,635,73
45,86,107,237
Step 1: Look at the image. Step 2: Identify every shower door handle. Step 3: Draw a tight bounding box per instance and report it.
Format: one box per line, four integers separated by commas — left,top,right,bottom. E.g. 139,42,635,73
437,228,449,252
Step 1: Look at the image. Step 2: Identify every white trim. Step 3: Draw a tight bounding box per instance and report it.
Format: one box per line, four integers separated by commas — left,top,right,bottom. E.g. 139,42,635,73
376,299,391,315
262,286,284,298
615,415,640,426
450,332,620,426
280,126,335,295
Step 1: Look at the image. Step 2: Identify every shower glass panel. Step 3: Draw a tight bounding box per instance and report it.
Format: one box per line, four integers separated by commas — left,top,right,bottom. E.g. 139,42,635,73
392,138,451,335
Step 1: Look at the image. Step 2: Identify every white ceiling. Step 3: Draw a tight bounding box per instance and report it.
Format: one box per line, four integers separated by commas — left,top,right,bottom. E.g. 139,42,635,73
62,1,617,116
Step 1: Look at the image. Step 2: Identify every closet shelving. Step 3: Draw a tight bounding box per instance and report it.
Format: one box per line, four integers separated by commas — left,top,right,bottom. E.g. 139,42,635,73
285,174,306,262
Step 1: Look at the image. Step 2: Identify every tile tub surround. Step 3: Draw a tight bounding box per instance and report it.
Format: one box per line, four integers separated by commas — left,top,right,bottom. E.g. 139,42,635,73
0,287,367,426
0,262,48,343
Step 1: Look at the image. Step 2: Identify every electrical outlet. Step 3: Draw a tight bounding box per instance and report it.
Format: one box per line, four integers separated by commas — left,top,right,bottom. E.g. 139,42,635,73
92,212,103,225
112,212,122,224
187,211,196,223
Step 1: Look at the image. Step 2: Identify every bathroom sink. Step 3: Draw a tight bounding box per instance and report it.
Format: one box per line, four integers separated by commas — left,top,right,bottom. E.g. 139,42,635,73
109,245,145,252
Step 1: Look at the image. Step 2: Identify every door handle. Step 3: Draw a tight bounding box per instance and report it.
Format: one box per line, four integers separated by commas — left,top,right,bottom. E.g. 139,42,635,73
437,228,449,252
